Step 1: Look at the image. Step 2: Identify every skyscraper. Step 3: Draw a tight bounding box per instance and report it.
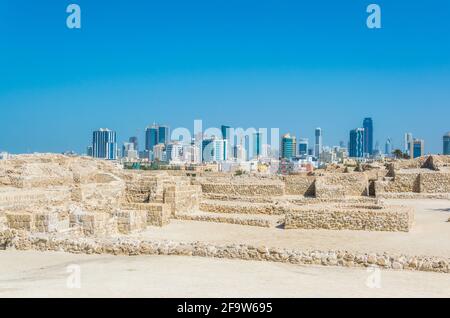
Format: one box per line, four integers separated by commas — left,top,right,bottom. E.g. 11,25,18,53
145,124,170,151
253,131,263,159
158,125,170,145
145,125,159,151
92,128,117,160
281,133,296,159
349,128,364,158
129,136,139,152
314,128,322,158
443,132,450,155
298,138,308,156
202,138,227,162
385,138,392,156
363,117,373,156
413,139,425,158
404,133,413,156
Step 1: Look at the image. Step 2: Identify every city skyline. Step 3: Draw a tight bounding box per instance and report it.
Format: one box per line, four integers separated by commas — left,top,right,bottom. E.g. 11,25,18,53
1,1,450,154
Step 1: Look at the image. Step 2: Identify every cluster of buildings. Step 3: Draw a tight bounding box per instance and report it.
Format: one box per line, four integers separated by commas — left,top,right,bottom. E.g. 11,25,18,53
86,120,450,174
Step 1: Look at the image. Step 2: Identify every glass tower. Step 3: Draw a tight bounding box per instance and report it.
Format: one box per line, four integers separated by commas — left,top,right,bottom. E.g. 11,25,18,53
349,128,364,158
92,128,117,160
363,117,373,156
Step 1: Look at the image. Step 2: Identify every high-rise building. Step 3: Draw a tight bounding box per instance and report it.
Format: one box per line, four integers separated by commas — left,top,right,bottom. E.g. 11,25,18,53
166,142,184,162
349,128,364,158
158,125,170,145
92,128,117,160
314,128,322,158
363,117,373,156
221,125,232,159
129,136,139,152
298,138,308,156
443,132,450,155
202,138,228,162
281,133,296,159
122,142,138,160
253,131,263,159
145,124,170,151
145,125,159,151
404,133,413,156
385,138,392,156
412,139,425,158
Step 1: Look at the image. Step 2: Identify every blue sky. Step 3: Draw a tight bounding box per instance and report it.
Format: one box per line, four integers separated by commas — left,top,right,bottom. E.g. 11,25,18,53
0,0,449,154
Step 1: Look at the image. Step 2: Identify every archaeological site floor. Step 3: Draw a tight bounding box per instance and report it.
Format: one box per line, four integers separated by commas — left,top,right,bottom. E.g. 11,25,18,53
131,199,450,258
1,251,449,298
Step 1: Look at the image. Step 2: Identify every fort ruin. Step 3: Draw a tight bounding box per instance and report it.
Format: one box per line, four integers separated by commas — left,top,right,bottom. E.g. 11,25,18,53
1,154,449,273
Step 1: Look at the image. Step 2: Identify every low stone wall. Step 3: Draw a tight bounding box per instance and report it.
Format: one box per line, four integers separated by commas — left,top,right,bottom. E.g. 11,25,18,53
283,175,315,196
174,213,271,228
70,212,117,237
200,182,285,197
113,210,147,234
284,204,414,232
200,200,287,215
1,231,448,274
315,173,368,199
420,171,450,193
121,202,171,227
164,184,201,215
7,211,69,233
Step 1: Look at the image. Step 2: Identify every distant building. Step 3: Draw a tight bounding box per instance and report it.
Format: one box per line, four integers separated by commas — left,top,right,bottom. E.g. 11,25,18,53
166,142,184,162
233,144,247,162
298,138,308,156
86,146,93,157
153,144,166,162
314,128,322,158
202,138,227,162
385,138,392,156
158,125,170,145
0,152,9,160
404,133,413,156
281,133,296,159
122,142,138,160
92,128,117,160
145,125,158,151
443,132,450,155
349,128,364,158
129,136,139,152
145,124,170,152
253,131,263,159
363,117,373,156
412,139,425,158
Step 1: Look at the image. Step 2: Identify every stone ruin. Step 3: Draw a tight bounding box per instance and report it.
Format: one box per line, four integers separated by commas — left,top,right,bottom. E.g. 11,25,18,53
0,154,201,237
0,154,449,240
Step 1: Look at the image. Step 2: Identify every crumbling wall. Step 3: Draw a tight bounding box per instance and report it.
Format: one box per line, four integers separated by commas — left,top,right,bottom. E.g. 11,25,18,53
164,184,201,215
419,172,450,193
315,173,368,198
283,175,315,196
285,204,414,232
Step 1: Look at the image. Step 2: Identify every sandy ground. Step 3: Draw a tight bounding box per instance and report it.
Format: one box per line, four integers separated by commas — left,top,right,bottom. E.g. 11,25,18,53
1,250,450,298
131,199,450,257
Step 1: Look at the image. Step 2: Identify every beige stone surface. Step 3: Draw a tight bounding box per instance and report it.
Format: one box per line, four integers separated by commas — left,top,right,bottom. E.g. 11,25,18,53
1,251,450,298
133,199,450,258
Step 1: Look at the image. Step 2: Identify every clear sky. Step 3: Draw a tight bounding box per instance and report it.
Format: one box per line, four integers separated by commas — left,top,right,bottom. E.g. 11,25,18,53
1,0,449,154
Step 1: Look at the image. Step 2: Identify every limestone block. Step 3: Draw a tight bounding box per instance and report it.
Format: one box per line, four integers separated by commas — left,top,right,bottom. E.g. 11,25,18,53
113,210,147,234
285,203,414,232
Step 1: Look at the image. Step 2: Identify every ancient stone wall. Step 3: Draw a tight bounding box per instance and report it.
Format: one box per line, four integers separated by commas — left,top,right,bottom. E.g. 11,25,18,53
284,204,414,232
419,172,450,193
283,175,315,196
164,184,201,215
315,173,368,199
2,231,448,274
